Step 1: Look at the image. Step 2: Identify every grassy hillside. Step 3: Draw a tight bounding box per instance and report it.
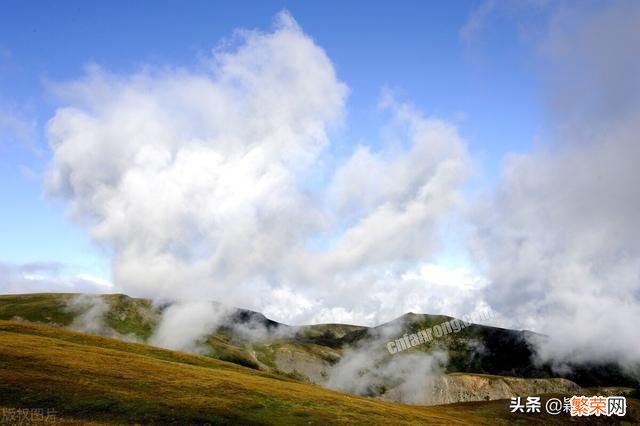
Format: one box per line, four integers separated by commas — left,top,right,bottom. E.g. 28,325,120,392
0,293,159,339
350,312,640,388
0,293,637,395
0,293,77,326
2,320,638,424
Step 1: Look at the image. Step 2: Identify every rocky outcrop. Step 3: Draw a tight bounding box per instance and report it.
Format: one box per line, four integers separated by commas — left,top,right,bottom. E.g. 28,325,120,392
380,373,581,405
271,343,341,383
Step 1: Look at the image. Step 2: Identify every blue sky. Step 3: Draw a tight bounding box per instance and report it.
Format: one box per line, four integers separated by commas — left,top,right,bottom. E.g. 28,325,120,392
0,1,543,282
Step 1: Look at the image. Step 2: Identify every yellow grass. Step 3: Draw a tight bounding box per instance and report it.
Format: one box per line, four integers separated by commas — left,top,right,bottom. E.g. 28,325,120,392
0,320,637,425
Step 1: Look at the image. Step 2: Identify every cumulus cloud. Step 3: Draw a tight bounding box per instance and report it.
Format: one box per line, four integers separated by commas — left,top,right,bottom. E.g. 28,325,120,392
471,1,640,367
323,97,469,272
46,12,345,305
44,12,474,325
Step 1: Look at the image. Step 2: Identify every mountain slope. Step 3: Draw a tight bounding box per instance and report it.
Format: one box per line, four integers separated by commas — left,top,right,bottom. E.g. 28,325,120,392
2,320,638,425
0,293,636,401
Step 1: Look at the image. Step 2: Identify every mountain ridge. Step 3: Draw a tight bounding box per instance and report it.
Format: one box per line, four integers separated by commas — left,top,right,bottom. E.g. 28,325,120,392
0,292,637,402
6,319,636,424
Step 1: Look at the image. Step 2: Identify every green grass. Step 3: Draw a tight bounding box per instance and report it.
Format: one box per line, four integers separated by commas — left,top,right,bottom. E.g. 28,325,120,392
0,293,76,326
0,293,161,342
102,294,160,340
2,320,639,424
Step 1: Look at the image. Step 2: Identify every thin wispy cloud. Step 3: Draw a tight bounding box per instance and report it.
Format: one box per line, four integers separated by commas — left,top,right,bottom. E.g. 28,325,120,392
0,260,113,294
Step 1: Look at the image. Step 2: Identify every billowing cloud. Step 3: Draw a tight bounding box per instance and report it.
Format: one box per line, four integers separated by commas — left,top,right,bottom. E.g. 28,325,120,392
149,301,233,353
44,12,474,325
46,12,347,304
471,1,640,367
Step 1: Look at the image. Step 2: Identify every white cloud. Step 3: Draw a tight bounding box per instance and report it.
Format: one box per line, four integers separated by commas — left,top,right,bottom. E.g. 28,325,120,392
0,261,113,294
149,301,233,353
471,1,640,366
44,12,474,326
46,12,347,304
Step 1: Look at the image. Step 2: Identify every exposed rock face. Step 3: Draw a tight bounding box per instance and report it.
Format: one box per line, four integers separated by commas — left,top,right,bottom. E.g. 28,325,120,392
273,344,339,383
379,373,581,405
